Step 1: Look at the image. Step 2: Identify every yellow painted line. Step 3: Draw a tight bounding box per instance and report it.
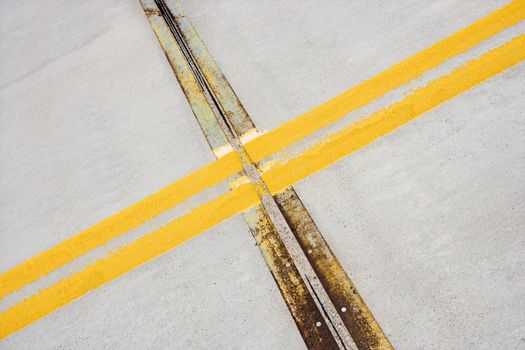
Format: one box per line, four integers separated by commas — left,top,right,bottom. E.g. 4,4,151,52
262,35,525,195
243,0,525,163
0,183,260,339
1,0,522,301
2,33,523,340
0,151,243,300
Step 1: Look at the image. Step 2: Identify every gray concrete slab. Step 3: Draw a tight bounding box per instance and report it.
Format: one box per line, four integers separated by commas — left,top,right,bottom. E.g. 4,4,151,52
1,0,304,348
3,0,524,348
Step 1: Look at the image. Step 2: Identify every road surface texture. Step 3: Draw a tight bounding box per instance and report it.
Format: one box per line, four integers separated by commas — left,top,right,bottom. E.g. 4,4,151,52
1,0,524,349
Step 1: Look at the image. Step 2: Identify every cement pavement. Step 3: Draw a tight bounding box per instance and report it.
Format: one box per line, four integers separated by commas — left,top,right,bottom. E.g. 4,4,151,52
1,0,524,348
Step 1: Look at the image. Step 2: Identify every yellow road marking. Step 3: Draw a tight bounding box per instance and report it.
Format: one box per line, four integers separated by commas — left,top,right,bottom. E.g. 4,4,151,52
262,35,525,195
2,33,523,340
0,152,243,299
244,0,525,163
1,0,523,303
0,183,260,339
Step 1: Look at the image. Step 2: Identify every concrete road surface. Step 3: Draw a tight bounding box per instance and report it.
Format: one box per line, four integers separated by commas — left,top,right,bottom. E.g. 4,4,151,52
1,0,524,349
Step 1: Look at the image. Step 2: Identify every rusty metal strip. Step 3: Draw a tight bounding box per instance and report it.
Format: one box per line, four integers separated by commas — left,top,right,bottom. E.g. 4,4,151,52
244,207,341,349
154,3,352,347
150,4,357,348
275,189,393,349
140,2,339,348
140,1,392,348
160,0,255,136
140,4,227,152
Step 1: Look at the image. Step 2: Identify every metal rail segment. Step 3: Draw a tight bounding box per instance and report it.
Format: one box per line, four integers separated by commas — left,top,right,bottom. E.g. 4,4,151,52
140,0,393,348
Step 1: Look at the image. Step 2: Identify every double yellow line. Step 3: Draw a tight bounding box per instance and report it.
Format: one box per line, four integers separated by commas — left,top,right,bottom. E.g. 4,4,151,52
1,0,524,339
